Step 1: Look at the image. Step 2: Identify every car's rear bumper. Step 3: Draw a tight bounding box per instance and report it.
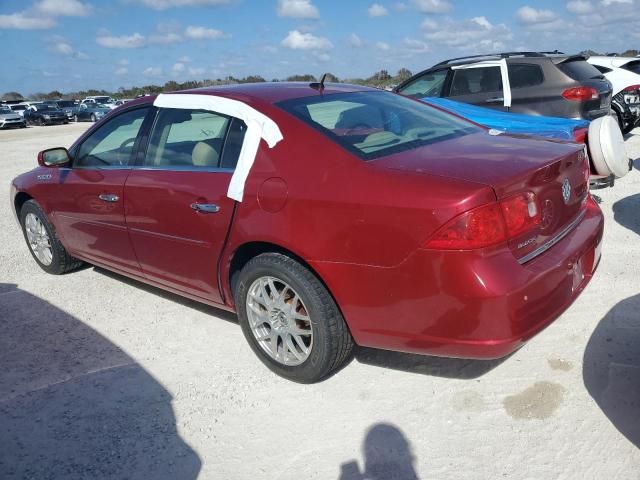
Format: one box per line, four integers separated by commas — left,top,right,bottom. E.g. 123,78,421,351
311,196,604,359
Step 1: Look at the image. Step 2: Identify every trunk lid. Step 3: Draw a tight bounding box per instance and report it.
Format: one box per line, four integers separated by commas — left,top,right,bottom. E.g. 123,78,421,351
374,131,589,261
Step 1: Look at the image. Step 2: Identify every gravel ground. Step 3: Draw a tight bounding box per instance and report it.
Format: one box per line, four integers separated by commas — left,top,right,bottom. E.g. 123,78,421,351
1,123,639,479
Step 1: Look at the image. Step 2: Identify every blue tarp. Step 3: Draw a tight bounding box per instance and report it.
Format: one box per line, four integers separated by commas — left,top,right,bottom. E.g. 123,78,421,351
420,97,589,141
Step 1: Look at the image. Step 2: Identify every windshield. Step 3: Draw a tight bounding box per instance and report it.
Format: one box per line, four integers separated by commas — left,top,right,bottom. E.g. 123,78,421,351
57,101,76,107
36,105,54,111
277,91,479,160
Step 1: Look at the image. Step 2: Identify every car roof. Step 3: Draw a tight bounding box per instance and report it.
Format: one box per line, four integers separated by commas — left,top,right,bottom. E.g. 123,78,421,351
131,82,379,107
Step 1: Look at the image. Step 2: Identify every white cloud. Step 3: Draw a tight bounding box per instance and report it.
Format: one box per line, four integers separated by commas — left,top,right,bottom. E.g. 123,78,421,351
115,67,128,75
423,16,512,50
601,0,632,4
0,0,91,30
394,2,408,11
172,62,186,73
135,0,231,9
517,6,557,24
566,0,594,14
368,3,389,17
277,0,320,19
184,25,226,39
178,55,192,62
118,59,130,65
281,30,333,50
34,0,91,17
376,41,390,50
403,37,429,53
0,12,55,29
149,32,183,44
412,0,452,13
349,33,363,47
421,18,438,29
143,66,163,77
188,67,206,76
314,52,330,62
51,41,74,55
472,16,492,29
97,33,146,48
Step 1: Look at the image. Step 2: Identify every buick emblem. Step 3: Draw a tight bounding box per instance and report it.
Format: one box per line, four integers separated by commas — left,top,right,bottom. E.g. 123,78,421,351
540,199,555,230
561,178,571,204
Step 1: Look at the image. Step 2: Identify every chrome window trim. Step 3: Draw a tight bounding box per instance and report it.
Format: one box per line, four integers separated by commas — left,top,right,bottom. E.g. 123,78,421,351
518,209,587,265
131,166,234,173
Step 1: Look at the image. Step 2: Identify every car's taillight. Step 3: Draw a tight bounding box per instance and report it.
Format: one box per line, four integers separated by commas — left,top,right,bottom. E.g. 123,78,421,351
573,126,588,144
562,86,599,101
425,193,540,250
500,193,540,238
622,84,640,92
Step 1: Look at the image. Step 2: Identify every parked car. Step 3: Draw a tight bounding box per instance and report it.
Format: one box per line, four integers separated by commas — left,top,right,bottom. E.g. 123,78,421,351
0,105,27,128
82,96,117,110
23,104,68,125
396,52,613,121
74,103,111,122
54,100,81,121
9,104,28,117
10,83,604,382
587,56,640,133
420,97,632,187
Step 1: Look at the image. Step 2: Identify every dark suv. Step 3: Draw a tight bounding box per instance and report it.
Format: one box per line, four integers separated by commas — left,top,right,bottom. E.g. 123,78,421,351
395,52,613,121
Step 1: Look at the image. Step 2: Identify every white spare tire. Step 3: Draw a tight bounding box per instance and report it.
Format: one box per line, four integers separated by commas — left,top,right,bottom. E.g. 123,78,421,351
588,115,629,178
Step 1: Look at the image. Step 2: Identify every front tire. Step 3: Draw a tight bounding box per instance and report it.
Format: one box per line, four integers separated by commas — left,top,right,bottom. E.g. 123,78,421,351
235,252,354,383
73,114,78,122
90,114,96,122
20,200,84,275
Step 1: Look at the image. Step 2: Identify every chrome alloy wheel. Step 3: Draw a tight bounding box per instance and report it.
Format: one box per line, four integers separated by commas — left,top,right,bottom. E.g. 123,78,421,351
25,212,53,266
246,276,313,366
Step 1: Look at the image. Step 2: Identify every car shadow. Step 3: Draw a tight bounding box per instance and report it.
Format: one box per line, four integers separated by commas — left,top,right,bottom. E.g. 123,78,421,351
0,283,201,479
612,193,640,236
339,422,419,480
93,266,238,323
354,346,508,379
583,293,640,448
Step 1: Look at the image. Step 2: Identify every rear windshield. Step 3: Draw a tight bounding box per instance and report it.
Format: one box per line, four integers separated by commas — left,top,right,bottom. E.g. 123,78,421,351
622,60,640,75
557,59,604,81
277,91,479,160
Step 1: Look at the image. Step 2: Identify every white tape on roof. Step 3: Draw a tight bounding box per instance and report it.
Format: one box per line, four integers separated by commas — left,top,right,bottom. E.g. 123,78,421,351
153,93,283,202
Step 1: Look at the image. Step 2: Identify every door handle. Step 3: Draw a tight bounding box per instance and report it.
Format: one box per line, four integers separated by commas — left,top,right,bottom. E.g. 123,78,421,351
98,194,119,202
485,97,504,103
190,203,220,213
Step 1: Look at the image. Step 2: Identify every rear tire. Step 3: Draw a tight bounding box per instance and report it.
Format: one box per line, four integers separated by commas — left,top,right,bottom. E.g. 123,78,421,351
73,114,78,122
19,200,84,275
90,114,96,122
235,252,354,383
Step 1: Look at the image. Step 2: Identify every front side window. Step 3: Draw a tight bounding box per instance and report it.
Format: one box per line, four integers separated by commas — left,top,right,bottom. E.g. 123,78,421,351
397,69,448,98
278,91,479,161
75,107,149,168
144,108,242,169
449,66,503,96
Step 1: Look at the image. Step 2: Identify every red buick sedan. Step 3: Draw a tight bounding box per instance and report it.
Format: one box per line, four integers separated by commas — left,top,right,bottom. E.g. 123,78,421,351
11,83,604,382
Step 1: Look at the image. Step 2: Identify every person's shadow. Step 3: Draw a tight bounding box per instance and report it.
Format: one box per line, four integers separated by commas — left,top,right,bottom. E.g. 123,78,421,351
339,423,419,480
0,283,201,479
583,293,640,447
613,193,640,236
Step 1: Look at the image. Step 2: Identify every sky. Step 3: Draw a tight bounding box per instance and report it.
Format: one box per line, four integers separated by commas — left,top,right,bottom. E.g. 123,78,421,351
0,0,639,95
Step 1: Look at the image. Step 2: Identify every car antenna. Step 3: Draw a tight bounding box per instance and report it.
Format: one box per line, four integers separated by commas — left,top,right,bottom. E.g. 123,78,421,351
310,73,327,91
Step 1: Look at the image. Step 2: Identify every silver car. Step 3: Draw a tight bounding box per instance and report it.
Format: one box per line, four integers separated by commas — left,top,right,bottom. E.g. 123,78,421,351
0,105,26,129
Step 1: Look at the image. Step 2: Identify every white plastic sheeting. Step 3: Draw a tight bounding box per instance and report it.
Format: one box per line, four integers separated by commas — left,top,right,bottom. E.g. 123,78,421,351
153,93,284,201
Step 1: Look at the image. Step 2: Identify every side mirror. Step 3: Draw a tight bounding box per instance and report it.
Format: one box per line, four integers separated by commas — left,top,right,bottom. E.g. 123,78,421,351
38,147,71,168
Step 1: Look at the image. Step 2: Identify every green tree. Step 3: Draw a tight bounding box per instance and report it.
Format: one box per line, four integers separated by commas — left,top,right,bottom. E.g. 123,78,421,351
1,91,23,101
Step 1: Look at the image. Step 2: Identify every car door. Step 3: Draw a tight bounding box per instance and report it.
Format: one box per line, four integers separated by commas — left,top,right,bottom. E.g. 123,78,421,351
445,60,511,111
51,106,151,275
124,107,247,304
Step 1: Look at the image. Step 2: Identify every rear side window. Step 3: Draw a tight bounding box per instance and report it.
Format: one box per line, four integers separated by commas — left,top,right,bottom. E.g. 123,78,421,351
622,60,640,74
144,108,240,169
557,60,603,81
449,67,502,96
397,69,448,98
508,64,544,88
278,91,479,161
